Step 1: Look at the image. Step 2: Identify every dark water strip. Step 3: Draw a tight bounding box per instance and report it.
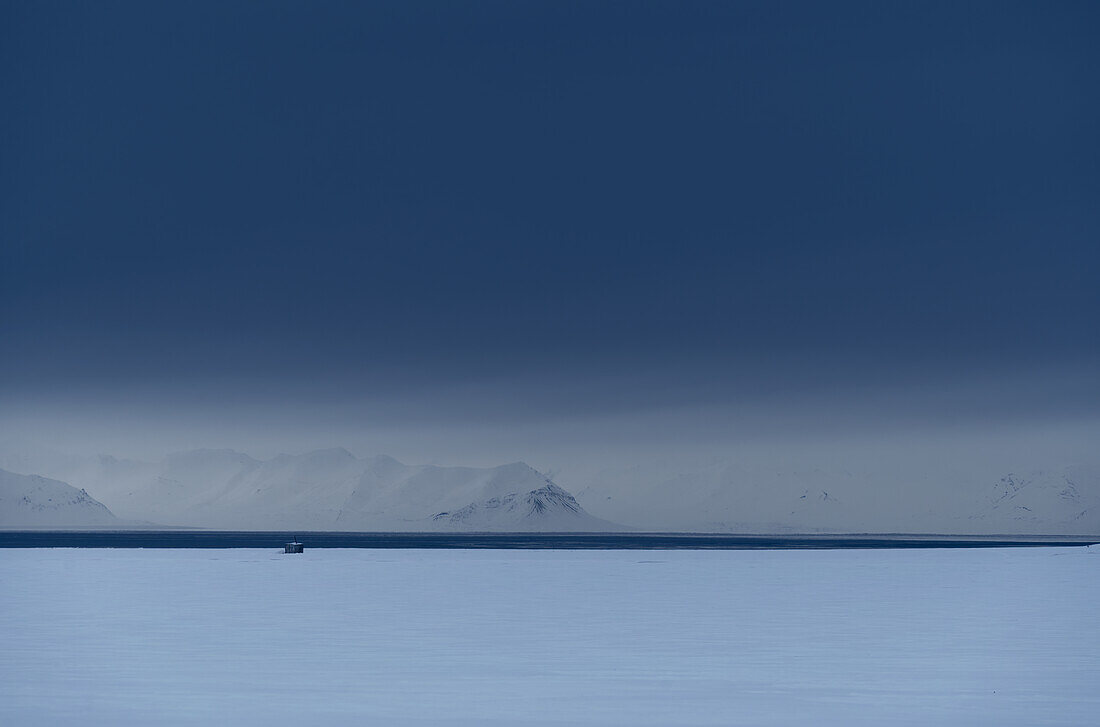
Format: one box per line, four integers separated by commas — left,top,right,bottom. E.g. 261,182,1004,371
0,531,1096,549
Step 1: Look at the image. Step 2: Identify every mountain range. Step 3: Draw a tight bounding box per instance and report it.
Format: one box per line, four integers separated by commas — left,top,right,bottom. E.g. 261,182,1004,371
574,459,1100,535
2,449,1097,534
0,449,616,531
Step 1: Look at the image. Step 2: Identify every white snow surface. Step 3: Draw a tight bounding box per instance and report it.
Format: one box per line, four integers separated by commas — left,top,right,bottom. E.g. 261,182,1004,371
1,546,1098,726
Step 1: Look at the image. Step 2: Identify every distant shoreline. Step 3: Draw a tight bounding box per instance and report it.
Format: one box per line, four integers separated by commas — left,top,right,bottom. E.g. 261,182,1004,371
0,531,1096,550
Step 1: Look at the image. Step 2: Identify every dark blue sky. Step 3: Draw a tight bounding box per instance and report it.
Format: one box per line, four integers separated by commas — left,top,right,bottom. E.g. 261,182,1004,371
2,1,1097,419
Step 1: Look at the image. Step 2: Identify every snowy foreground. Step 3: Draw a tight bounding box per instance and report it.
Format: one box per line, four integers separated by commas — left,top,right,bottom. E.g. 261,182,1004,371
2,547,1098,726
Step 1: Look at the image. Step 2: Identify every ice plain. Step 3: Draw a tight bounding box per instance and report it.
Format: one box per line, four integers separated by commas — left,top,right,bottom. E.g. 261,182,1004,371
1,546,1097,726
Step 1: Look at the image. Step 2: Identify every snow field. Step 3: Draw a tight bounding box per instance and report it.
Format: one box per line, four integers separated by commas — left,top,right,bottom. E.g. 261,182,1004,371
1,546,1097,726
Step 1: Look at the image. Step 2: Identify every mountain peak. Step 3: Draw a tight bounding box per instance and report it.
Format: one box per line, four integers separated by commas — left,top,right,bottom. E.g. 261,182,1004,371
0,468,121,529
430,478,616,531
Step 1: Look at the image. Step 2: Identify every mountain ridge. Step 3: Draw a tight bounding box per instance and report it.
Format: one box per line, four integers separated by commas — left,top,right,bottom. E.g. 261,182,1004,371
5,449,1097,535
574,460,1100,536
0,468,123,529
2,450,618,532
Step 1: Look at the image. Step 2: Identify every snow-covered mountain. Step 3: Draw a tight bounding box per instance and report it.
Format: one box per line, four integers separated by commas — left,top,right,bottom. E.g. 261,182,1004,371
431,481,595,530
0,468,122,529
16,450,618,531
967,466,1100,533
8,448,1097,534
573,459,1100,535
